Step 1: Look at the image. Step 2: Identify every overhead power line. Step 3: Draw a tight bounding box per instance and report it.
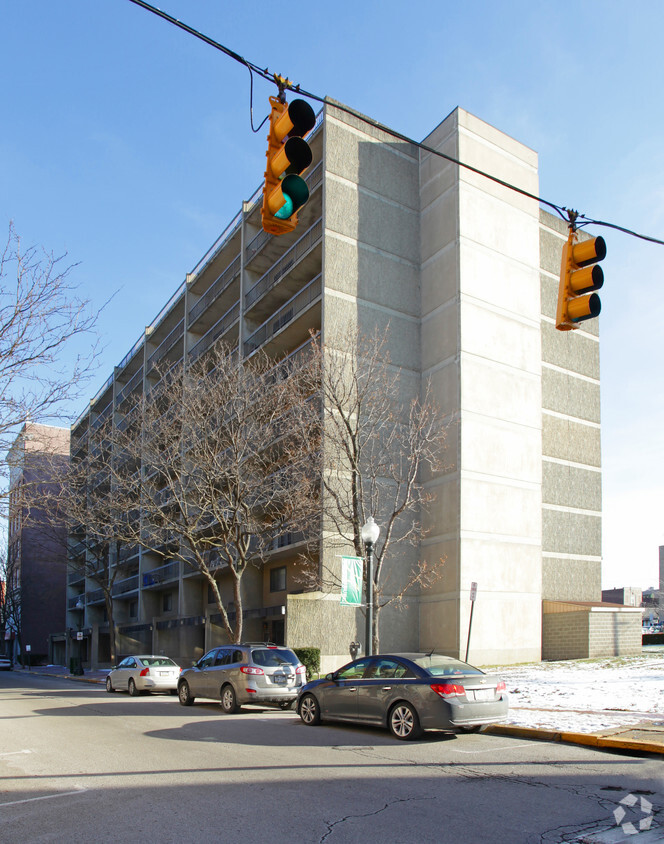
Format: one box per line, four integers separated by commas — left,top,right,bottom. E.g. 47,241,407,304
125,0,664,246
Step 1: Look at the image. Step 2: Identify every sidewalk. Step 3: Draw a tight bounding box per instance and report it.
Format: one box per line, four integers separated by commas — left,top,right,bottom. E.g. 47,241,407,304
15,664,664,756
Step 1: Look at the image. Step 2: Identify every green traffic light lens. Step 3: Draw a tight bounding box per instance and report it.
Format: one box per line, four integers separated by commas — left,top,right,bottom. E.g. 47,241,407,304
274,175,309,220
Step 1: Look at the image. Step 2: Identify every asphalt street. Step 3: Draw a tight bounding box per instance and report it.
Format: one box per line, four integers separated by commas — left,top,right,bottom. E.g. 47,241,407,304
1,672,662,843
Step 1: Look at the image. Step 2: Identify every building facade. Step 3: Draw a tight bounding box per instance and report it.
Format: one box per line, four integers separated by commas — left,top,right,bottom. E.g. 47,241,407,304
66,102,603,671
5,423,69,664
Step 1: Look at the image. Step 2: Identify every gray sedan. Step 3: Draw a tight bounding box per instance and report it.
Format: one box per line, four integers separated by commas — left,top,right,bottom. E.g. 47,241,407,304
106,655,181,696
297,653,508,740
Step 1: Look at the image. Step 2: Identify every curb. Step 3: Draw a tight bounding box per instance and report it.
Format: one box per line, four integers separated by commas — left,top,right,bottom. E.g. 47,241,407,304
485,723,664,756
25,669,105,686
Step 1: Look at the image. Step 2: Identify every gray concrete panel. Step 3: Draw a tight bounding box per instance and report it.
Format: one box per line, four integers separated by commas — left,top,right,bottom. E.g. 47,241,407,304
542,414,601,467
542,557,602,602
542,367,600,423
542,461,602,510
542,509,602,557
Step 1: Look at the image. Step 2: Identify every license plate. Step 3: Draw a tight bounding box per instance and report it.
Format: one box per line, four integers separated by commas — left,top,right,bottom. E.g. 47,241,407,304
474,688,493,701
159,671,170,676
274,675,286,684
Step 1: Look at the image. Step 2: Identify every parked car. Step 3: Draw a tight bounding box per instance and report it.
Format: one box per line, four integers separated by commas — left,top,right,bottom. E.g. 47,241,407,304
106,655,181,696
297,653,509,740
178,643,306,712
0,655,11,671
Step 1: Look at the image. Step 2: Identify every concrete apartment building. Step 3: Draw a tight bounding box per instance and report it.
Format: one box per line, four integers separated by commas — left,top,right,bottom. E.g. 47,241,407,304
5,423,69,664
66,100,606,671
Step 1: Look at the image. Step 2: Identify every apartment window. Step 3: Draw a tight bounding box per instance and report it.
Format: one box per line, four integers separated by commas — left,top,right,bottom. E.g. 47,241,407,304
129,600,138,619
270,566,287,593
162,592,173,613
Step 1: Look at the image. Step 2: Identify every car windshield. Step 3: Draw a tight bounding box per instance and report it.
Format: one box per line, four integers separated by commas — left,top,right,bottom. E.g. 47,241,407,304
251,648,298,667
411,655,484,677
140,657,177,667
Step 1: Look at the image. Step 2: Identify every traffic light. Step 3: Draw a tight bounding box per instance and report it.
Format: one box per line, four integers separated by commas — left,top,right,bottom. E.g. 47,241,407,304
556,229,606,331
261,96,316,236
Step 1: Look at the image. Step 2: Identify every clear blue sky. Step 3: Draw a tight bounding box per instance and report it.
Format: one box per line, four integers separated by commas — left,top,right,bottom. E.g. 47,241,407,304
2,1,662,589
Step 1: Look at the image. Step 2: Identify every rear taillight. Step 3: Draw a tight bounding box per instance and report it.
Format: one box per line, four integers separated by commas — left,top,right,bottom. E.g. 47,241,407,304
139,667,150,677
496,680,506,693
431,682,464,697
240,665,264,675
296,665,307,675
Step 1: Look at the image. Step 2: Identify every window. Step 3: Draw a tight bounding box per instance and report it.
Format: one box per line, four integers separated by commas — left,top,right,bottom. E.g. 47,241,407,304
214,649,231,666
162,592,173,613
129,601,138,618
336,658,372,680
368,658,415,680
270,566,287,593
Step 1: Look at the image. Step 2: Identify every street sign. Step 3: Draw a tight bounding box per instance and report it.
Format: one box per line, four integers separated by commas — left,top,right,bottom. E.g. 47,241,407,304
470,582,478,601
341,556,363,606
76,631,83,641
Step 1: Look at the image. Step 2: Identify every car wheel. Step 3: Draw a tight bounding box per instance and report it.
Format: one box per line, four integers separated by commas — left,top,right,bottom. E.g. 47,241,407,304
221,684,240,714
178,681,194,706
388,702,422,741
128,678,140,697
299,693,321,726
105,676,114,694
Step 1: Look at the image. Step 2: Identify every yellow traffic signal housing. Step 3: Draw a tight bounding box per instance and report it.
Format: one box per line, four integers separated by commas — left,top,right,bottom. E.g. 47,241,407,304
261,96,316,236
556,230,606,330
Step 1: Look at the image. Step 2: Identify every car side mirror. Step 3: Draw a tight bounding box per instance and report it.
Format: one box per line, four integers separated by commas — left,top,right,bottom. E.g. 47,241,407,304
325,672,335,682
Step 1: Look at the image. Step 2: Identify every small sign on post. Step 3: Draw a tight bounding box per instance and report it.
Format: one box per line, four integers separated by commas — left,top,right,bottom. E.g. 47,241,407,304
465,582,478,662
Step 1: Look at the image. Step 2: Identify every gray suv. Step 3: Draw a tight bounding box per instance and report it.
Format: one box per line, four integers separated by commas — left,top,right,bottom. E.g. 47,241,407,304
177,643,306,713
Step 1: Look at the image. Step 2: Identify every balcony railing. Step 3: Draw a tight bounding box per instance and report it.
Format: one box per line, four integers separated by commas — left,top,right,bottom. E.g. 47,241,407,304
245,218,322,310
244,274,321,355
90,401,113,431
142,562,180,588
189,301,240,361
188,254,241,326
112,575,139,596
87,588,105,605
116,367,144,406
68,569,85,585
147,319,185,371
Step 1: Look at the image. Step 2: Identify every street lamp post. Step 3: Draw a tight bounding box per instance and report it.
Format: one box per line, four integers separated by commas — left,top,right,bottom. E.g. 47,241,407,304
361,516,380,657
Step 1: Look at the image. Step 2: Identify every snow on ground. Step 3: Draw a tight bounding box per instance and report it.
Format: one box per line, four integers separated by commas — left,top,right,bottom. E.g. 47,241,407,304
490,648,664,733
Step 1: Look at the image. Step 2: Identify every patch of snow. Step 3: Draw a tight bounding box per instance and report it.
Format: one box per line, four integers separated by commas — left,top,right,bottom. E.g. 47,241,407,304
489,650,664,733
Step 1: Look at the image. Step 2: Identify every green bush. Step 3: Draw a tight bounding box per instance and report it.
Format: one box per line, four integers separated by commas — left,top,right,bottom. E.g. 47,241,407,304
293,647,320,680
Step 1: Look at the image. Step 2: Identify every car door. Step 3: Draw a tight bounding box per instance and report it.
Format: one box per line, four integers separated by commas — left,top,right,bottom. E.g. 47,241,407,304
114,657,136,691
207,648,232,700
321,658,372,721
188,649,217,698
356,658,417,724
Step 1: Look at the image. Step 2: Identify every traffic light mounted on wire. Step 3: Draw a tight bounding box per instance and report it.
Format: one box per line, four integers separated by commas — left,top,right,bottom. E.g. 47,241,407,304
556,228,606,331
261,96,316,236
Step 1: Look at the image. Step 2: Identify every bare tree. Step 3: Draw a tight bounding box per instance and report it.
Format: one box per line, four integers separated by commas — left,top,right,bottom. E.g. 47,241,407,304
291,328,447,652
0,222,103,496
110,342,315,644
0,535,21,666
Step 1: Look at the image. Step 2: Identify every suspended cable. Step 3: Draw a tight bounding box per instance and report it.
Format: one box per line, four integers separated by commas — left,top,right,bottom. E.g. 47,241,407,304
124,0,663,245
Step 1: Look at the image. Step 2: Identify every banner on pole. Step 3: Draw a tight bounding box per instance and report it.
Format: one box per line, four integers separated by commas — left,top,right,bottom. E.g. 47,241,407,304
340,556,363,606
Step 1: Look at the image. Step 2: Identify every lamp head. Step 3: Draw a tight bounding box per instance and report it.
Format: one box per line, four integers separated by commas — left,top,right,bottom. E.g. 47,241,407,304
361,516,380,546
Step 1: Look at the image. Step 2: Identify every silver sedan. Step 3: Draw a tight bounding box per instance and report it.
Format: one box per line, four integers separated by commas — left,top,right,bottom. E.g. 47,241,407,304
297,653,508,740
106,655,181,696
